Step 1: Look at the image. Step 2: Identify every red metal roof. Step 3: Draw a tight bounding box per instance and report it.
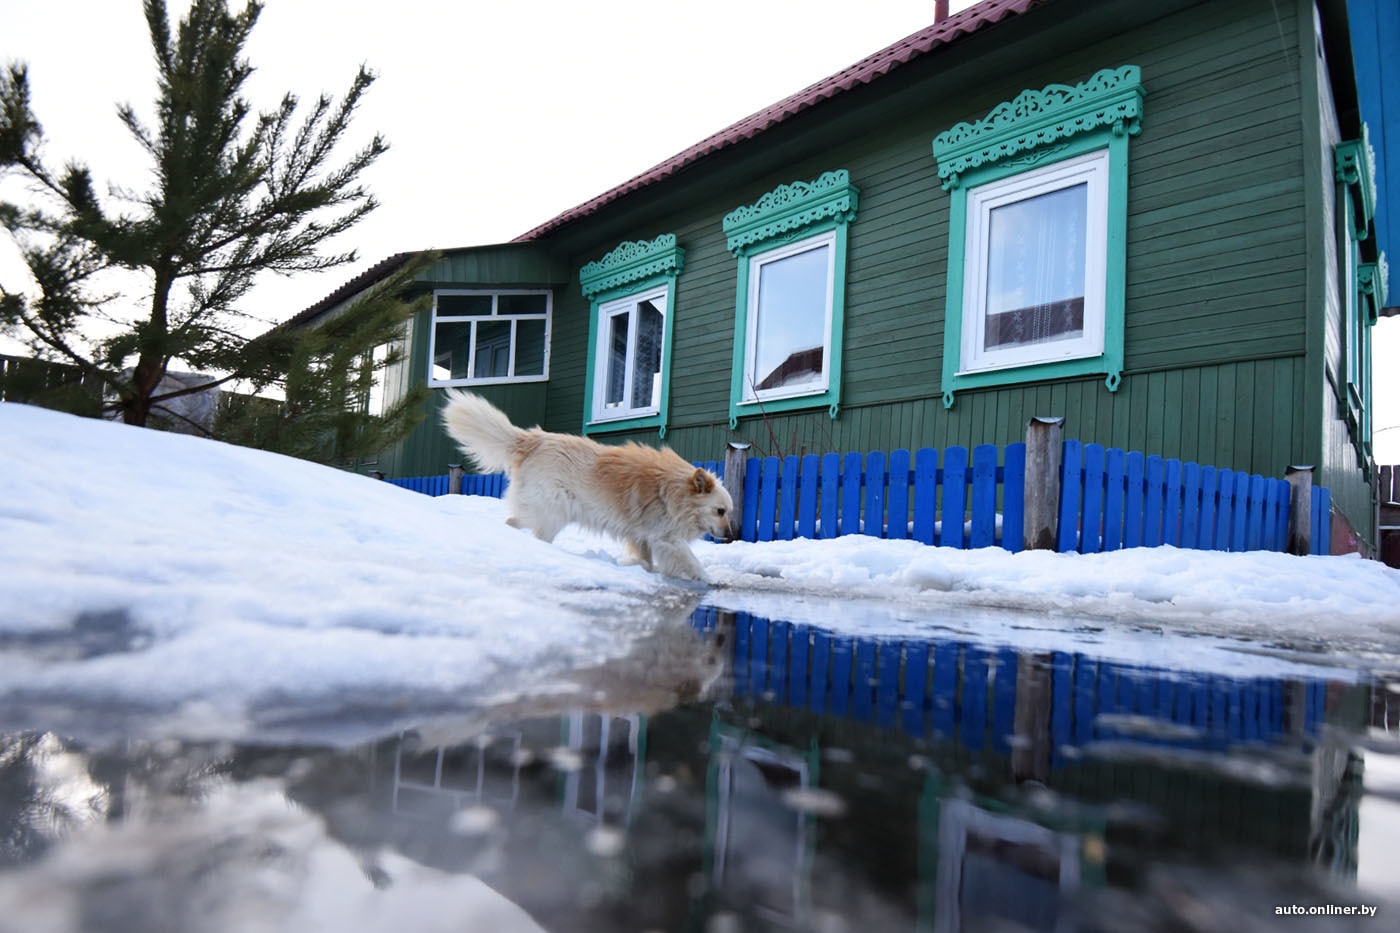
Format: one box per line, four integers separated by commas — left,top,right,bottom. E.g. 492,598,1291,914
512,0,1047,242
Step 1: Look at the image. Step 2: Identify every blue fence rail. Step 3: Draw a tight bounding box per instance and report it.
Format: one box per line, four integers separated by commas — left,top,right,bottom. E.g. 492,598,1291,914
383,440,1331,556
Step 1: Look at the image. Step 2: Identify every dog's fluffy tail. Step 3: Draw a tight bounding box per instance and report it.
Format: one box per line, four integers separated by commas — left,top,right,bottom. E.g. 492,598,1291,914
439,389,526,474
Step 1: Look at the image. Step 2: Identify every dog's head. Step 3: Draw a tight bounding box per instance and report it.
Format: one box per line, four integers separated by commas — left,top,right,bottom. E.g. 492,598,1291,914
686,467,734,541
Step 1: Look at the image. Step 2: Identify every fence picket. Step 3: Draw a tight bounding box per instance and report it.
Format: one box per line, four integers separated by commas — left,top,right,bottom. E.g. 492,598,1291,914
1002,442,1026,552
887,449,911,541
1164,458,1183,547
1230,471,1250,551
1197,465,1218,549
742,455,761,541
757,457,780,542
797,453,820,539
839,452,861,536
1180,461,1201,548
864,450,887,537
1058,439,1083,553
1144,455,1165,547
1081,443,1106,553
779,455,800,540
1214,469,1235,550
1246,475,1267,550
820,452,841,539
970,445,999,549
1103,447,1126,551
912,448,939,545
1124,451,1145,548
1311,485,1331,555
942,446,968,548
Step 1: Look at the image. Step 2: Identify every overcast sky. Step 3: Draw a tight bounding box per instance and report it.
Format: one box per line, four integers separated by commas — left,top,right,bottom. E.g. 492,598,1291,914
1,0,1396,459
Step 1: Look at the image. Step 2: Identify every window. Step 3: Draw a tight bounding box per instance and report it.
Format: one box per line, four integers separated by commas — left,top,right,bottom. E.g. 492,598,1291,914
723,170,859,427
579,234,685,435
428,290,550,386
743,231,836,401
961,149,1109,374
933,65,1144,408
594,285,668,421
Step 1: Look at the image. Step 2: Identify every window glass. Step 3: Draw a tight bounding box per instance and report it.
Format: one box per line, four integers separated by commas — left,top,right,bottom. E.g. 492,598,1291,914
593,287,668,420
432,320,473,381
428,290,551,386
514,318,547,377
962,149,1107,373
752,243,830,392
473,320,511,379
436,294,493,316
984,183,1087,350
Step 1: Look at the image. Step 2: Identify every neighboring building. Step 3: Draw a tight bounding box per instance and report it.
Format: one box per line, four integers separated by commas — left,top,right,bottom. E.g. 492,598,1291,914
292,0,1393,552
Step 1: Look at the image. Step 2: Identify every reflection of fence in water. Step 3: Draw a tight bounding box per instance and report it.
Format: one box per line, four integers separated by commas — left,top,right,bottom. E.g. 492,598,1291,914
693,606,1332,759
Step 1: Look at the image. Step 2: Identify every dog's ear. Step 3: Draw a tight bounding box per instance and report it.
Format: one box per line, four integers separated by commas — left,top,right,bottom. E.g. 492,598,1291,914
690,468,715,495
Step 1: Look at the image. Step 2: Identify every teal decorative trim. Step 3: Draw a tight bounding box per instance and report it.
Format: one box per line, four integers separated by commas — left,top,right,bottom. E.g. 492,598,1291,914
933,65,1145,191
723,170,860,256
579,234,685,299
1359,255,1388,325
934,68,1141,408
1335,126,1377,240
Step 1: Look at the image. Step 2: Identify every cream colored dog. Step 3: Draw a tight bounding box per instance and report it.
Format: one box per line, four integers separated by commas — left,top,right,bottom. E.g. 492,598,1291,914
441,390,732,581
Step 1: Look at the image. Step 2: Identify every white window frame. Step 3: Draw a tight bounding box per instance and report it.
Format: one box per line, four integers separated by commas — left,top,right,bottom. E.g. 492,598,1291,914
427,289,551,387
741,230,837,405
960,148,1110,376
590,283,669,423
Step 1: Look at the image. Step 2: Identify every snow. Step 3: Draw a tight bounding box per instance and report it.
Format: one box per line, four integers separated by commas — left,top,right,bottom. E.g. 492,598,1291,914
3,400,1400,746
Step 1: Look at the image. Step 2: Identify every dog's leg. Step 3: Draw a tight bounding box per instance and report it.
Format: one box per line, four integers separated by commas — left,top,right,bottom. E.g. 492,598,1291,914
650,541,707,582
620,539,654,570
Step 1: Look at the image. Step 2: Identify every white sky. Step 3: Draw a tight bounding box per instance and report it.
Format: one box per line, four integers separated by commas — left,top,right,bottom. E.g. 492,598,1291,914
1,0,1397,459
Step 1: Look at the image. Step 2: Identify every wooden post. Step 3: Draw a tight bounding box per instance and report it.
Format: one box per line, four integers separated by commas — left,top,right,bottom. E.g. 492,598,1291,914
722,442,750,541
1285,465,1315,556
1023,416,1064,551
448,463,465,495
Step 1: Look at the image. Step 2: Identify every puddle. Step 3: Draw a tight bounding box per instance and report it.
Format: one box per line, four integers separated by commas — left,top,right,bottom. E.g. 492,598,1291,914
1,604,1397,931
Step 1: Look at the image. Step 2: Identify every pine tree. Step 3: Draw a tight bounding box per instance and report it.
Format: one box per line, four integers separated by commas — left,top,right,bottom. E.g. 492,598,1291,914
0,0,400,442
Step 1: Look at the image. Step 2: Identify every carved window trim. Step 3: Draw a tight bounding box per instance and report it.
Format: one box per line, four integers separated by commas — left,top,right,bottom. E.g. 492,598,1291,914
933,66,1144,408
721,170,860,427
578,235,685,437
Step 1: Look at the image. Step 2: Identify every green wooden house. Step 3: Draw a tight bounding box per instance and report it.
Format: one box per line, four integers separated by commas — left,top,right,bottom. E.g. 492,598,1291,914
293,0,1391,552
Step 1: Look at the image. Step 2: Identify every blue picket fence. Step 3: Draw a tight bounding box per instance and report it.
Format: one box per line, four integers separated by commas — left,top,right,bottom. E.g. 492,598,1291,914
387,472,507,497
692,607,1332,756
737,445,1024,549
1057,441,1332,555
382,440,1331,556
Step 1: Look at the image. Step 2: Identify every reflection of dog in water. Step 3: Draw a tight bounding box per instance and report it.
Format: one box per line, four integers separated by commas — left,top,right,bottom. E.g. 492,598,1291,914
440,390,732,581
406,618,730,751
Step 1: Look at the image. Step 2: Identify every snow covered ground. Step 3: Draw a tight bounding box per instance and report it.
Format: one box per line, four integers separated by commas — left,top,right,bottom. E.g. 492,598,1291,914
3,400,1399,745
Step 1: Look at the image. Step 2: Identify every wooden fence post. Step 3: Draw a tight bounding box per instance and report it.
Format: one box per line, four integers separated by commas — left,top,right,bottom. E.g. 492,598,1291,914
448,463,465,495
1285,465,1314,556
1024,416,1065,551
722,442,750,541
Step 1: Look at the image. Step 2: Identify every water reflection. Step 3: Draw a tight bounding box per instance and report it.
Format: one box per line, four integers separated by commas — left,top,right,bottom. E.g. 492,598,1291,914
0,607,1395,932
